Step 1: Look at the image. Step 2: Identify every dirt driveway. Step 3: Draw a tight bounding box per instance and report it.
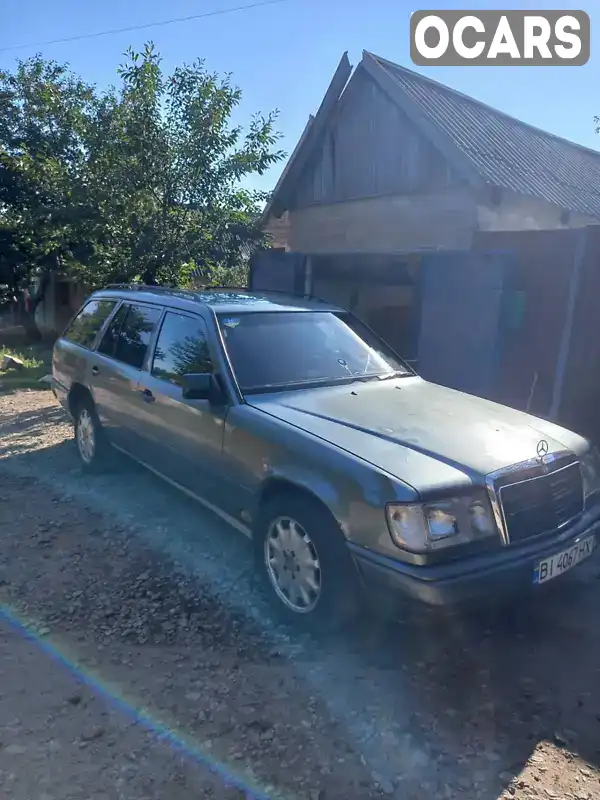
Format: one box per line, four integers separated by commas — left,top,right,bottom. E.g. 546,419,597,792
1,390,600,800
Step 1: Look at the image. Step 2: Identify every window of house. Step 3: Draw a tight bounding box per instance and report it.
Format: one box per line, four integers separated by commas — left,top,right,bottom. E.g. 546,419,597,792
151,312,212,386
64,300,117,349
112,304,162,369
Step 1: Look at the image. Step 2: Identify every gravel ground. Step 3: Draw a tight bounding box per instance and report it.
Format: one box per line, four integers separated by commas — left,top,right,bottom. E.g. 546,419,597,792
2,389,600,799
0,616,248,800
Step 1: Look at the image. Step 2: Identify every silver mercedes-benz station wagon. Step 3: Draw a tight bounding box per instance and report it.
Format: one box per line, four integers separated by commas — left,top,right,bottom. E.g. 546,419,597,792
52,285,600,629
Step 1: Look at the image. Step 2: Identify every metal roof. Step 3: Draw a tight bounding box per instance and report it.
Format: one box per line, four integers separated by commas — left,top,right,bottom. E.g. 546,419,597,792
369,53,600,219
267,51,600,220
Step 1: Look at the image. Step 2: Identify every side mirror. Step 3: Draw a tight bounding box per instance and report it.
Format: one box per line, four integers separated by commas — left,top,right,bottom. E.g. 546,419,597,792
182,373,223,403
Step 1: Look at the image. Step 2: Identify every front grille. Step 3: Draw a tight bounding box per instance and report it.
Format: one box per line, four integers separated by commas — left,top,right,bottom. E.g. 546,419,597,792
499,462,583,543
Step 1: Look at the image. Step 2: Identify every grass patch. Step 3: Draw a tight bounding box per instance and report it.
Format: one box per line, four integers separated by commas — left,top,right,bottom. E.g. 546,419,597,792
0,344,53,391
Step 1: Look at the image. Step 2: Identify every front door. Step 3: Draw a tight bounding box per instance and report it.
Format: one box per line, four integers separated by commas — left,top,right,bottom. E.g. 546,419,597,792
133,310,229,505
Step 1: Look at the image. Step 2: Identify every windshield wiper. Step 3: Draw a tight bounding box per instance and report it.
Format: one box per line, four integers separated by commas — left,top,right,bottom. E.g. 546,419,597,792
348,374,381,383
377,370,411,380
241,375,359,393
242,370,411,394
350,370,409,383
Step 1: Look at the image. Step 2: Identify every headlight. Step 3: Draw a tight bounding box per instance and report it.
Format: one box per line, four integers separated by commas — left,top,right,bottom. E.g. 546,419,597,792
386,494,497,553
580,448,600,503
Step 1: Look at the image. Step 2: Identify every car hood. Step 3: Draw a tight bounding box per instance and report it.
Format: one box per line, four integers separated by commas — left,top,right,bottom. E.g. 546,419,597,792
248,377,587,496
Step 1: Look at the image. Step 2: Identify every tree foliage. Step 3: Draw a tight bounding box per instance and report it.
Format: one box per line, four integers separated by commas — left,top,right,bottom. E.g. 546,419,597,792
0,43,284,326
0,56,98,319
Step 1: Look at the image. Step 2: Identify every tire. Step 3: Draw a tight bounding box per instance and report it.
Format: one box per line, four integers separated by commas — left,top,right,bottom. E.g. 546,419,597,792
254,491,360,631
73,397,110,472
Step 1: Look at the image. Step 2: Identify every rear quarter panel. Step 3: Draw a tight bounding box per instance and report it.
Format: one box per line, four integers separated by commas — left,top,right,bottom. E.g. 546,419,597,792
52,338,91,414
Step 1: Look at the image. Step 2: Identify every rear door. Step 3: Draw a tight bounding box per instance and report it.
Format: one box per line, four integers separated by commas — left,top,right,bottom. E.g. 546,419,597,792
132,309,230,505
91,301,163,453
53,298,119,399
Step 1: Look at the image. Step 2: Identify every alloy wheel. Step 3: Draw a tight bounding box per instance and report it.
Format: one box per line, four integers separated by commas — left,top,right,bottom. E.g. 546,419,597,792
264,516,322,613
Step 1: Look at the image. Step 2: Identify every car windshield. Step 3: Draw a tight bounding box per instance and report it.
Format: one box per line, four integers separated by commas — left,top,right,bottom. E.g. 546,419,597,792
217,310,411,393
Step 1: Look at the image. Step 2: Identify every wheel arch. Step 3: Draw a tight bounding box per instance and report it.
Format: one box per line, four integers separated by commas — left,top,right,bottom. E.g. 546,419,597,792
253,474,346,538
252,475,362,628
68,382,93,418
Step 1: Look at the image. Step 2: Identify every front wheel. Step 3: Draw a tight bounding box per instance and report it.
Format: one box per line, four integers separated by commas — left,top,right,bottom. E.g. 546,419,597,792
254,492,360,631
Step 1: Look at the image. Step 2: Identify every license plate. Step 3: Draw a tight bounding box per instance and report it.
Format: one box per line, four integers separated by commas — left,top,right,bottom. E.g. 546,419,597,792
534,535,596,584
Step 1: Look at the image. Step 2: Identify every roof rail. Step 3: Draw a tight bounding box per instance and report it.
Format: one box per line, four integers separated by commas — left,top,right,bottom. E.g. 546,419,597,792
104,283,178,292
103,283,333,306
105,283,255,295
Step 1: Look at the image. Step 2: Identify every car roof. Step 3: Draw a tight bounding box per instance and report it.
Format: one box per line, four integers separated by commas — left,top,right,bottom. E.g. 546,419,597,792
93,286,343,315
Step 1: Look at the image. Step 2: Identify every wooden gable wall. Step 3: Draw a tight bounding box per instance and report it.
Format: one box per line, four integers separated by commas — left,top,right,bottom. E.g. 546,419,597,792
289,65,462,210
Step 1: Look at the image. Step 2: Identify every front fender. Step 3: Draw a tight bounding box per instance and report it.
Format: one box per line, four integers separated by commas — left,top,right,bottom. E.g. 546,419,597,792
224,404,417,554
257,464,342,518
255,446,415,549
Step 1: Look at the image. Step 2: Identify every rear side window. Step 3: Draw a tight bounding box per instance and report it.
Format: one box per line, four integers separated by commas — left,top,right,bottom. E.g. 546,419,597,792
113,304,162,369
63,300,116,349
97,303,129,358
151,312,212,386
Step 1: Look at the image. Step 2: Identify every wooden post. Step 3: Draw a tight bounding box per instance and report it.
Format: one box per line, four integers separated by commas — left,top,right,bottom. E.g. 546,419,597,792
303,256,313,298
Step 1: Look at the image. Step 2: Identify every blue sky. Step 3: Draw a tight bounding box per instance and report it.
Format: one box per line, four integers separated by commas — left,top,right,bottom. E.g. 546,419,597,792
1,0,597,191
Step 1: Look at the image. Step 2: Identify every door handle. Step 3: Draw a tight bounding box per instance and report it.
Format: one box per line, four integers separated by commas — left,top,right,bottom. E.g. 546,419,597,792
91,365,99,376
139,388,155,403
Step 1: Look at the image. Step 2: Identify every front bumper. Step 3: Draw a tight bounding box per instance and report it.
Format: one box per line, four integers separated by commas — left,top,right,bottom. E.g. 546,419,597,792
349,508,600,608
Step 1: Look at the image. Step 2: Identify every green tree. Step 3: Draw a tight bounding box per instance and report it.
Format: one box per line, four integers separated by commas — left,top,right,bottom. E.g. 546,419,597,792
81,42,283,289
0,56,99,338
0,45,283,337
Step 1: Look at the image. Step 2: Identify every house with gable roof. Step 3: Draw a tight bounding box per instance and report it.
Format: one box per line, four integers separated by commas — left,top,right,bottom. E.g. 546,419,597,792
263,51,600,255
253,53,600,430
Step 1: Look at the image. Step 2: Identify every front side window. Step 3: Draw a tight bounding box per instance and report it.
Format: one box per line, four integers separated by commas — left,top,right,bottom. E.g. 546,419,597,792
64,300,116,349
113,304,162,369
152,312,212,386
218,311,409,393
